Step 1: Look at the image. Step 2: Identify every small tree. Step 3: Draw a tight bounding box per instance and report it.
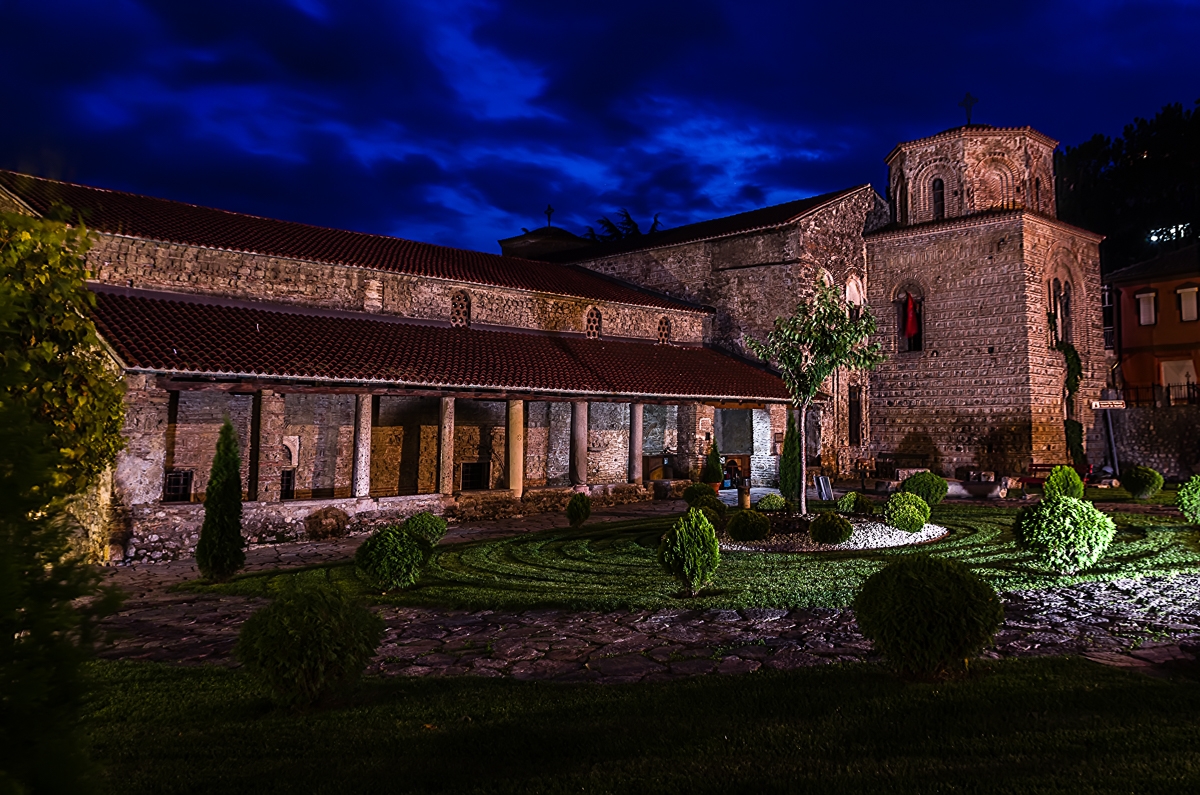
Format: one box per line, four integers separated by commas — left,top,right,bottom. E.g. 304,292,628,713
748,279,884,514
702,439,723,484
196,419,246,581
779,411,801,503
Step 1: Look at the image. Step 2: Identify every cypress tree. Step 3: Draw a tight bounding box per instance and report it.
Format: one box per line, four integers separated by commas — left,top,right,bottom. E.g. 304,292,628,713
196,419,245,581
780,412,801,504
702,439,723,484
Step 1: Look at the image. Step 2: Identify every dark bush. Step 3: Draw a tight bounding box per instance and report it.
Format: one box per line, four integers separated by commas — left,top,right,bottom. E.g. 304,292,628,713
566,493,592,528
836,491,875,516
1042,465,1084,500
900,471,948,507
726,509,772,541
702,441,723,484
682,482,714,506
658,508,720,596
304,506,350,541
1013,495,1116,574
235,580,385,707
403,511,448,546
354,525,430,592
755,493,786,512
883,492,930,533
1122,465,1164,500
854,554,1003,678
1179,475,1200,524
196,419,246,581
691,492,727,522
810,511,854,544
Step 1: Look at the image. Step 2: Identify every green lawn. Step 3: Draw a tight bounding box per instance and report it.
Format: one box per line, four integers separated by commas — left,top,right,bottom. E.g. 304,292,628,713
186,503,1200,611
84,657,1200,794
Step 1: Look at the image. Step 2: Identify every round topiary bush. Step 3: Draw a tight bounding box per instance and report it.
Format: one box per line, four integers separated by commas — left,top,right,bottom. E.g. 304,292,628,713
883,492,930,533
1179,475,1200,524
755,493,786,512
658,508,720,597
235,580,385,707
690,492,727,522
810,511,854,544
853,554,1003,678
403,511,447,546
355,525,430,592
566,492,592,528
1042,465,1084,500
1122,465,1164,500
836,491,875,516
726,509,772,542
1013,495,1116,574
682,482,715,506
900,471,948,507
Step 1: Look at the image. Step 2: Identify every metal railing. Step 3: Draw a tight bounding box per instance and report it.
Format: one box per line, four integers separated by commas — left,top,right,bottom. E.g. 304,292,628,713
1122,383,1200,407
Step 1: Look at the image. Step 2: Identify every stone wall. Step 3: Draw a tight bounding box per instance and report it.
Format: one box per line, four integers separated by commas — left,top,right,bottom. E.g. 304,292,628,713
525,401,571,487
371,396,439,496
1107,405,1200,481
86,232,705,343
588,402,630,484
283,393,356,499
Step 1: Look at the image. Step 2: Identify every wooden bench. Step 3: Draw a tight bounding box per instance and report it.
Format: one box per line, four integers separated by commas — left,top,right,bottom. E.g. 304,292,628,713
1019,463,1091,487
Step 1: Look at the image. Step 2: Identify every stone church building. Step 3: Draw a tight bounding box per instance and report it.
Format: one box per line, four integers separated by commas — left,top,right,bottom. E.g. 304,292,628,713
0,122,1104,563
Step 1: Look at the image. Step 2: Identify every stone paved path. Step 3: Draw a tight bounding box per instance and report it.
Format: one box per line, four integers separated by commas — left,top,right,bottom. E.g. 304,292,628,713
98,500,1200,683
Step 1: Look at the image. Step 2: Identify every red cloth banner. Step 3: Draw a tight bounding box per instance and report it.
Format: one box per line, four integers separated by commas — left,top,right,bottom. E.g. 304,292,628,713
904,293,919,338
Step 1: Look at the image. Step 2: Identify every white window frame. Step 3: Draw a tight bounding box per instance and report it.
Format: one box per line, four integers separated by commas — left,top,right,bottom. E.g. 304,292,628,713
1177,286,1198,323
1136,291,1157,326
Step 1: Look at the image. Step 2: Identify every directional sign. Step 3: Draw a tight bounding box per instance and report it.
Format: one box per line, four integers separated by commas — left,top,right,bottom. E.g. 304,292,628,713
1091,400,1126,410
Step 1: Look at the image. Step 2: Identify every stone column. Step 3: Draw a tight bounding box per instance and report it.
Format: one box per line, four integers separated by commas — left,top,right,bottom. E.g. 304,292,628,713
112,374,171,507
255,389,287,502
506,399,525,499
438,396,456,496
628,403,644,484
352,394,372,498
570,400,588,487
676,402,716,481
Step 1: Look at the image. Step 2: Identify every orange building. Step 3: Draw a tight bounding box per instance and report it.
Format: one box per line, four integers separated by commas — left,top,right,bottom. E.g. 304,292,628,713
1106,243,1200,405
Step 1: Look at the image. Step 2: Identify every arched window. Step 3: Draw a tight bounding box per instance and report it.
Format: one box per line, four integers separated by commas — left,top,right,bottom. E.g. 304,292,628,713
586,307,602,339
895,287,923,352
1051,279,1072,344
657,316,671,344
1034,177,1042,212
845,277,864,322
450,291,471,328
932,178,945,220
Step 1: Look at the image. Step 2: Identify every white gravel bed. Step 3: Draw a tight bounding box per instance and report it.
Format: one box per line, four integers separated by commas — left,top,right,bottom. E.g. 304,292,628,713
722,519,949,553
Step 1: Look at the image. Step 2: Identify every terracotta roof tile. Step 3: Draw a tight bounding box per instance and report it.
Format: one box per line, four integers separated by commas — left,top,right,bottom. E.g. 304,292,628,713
90,289,788,402
0,170,699,313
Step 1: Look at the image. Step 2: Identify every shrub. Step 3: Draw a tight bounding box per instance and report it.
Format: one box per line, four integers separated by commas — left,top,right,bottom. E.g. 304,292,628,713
1014,495,1116,574
1179,475,1200,524
900,471,948,507
658,508,720,596
883,492,930,533
1122,465,1164,500
691,493,727,529
682,482,714,506
726,510,772,541
235,580,385,707
836,491,875,516
854,554,1003,678
755,493,787,512
1042,465,1084,500
810,511,854,544
304,506,350,541
702,441,723,484
196,419,246,581
355,525,430,592
566,493,592,528
404,512,448,546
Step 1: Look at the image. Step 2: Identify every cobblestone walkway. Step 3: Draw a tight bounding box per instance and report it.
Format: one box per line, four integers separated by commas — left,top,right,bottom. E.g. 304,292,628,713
99,500,1200,683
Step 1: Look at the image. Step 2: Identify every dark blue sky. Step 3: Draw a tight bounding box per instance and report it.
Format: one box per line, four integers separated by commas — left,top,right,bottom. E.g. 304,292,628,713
2,0,1197,253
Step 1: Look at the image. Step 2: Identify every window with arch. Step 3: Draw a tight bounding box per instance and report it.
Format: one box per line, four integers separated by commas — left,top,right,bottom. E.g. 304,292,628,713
1034,177,1042,212
657,316,671,344
450,290,471,328
932,177,945,220
845,277,865,322
585,307,602,339
1050,279,1072,344
894,286,923,352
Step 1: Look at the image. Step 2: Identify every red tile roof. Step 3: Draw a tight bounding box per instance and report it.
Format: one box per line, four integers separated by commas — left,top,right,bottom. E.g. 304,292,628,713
91,288,789,402
540,186,868,263
0,170,701,313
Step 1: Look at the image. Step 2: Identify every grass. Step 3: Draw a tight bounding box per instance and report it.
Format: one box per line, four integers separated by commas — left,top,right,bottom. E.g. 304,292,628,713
83,656,1200,794
184,503,1200,611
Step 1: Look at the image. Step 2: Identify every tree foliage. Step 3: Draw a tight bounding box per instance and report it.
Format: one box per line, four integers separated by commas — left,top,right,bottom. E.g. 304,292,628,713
0,212,126,496
583,208,664,242
1057,100,1200,272
196,419,246,581
747,279,884,513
